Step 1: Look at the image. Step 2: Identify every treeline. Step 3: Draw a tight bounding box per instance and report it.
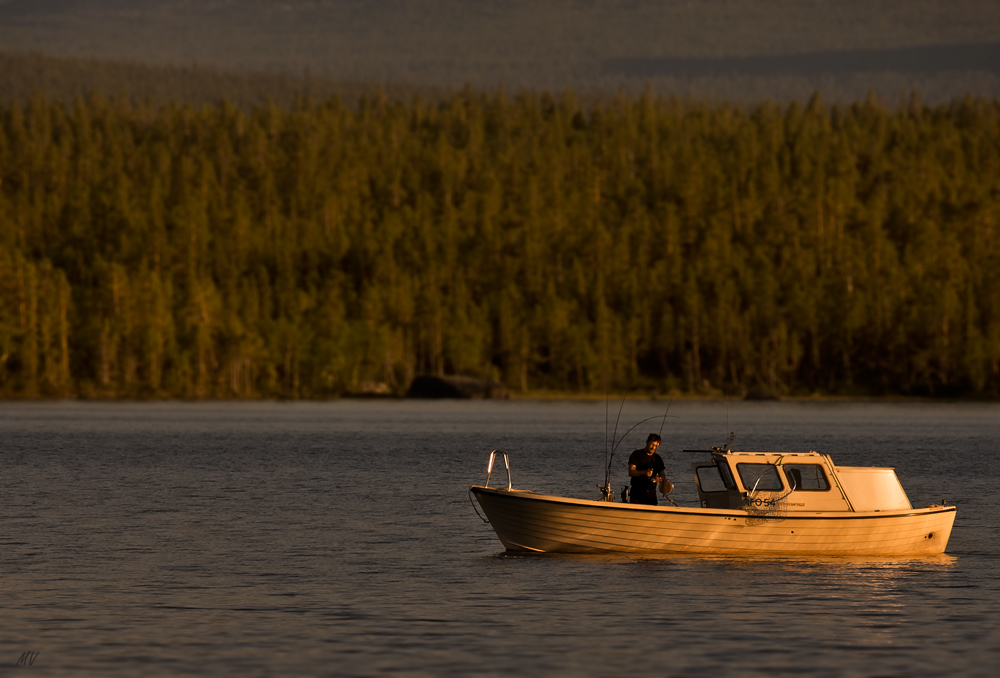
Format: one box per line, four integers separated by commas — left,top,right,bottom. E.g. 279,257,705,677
1,91,998,398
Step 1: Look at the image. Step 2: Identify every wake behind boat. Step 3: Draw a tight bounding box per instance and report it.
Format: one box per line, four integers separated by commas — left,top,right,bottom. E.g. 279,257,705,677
470,447,956,555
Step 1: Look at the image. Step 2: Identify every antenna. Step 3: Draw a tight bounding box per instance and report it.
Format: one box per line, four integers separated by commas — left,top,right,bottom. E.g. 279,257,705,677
724,393,734,452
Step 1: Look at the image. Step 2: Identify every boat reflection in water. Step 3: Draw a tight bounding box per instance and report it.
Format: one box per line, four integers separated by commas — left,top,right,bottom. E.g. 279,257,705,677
470,446,956,555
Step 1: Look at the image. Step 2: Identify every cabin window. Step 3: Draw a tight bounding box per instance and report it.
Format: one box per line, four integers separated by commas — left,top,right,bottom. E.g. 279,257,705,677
782,464,830,491
696,465,728,492
736,463,784,492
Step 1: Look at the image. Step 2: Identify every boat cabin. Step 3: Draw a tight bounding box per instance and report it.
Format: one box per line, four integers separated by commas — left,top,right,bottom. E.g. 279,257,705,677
691,450,913,513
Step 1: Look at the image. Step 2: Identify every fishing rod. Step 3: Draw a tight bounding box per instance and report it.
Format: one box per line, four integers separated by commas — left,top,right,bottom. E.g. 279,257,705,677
603,387,679,504
601,377,634,500
611,415,664,456
603,386,610,497
609,377,635,468
658,398,674,438
657,398,679,505
610,413,681,506
603,412,658,502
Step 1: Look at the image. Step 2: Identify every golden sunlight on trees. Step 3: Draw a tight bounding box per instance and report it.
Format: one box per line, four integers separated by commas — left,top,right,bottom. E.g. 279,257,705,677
0,92,998,397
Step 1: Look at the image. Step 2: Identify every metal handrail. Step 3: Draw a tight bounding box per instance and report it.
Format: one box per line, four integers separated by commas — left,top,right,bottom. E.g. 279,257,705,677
485,450,512,490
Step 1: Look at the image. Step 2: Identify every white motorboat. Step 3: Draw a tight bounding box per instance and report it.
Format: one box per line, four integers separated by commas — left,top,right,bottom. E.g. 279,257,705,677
470,447,956,555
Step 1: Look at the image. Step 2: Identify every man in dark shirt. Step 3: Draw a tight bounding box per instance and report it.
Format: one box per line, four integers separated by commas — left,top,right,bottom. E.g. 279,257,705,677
628,433,667,505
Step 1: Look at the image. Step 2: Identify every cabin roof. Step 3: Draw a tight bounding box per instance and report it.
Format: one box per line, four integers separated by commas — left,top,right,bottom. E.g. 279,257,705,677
685,449,824,459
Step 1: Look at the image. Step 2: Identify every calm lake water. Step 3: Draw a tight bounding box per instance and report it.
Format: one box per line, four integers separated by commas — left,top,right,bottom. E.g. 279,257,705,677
2,400,998,676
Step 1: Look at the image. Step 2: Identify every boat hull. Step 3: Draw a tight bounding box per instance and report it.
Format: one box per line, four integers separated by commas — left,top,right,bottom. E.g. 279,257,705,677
471,486,956,555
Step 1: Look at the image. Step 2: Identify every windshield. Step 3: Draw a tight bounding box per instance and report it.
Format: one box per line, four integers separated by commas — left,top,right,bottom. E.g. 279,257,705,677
736,463,784,492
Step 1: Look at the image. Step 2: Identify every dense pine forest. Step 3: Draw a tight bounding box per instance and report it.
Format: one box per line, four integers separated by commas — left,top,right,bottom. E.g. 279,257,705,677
1,91,998,398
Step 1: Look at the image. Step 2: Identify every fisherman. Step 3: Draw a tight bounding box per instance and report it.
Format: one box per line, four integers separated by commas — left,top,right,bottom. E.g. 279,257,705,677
628,433,670,505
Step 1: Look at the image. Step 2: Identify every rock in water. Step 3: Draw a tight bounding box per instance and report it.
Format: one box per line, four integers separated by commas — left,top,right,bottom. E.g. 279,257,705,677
406,375,508,399
744,387,780,401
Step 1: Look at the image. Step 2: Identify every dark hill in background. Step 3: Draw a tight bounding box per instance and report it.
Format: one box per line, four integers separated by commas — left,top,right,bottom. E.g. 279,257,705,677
0,52,450,109
1,0,999,103
606,43,1000,79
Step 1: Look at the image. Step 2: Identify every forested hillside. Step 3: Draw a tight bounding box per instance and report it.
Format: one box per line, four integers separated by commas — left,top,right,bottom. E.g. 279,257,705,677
1,91,998,398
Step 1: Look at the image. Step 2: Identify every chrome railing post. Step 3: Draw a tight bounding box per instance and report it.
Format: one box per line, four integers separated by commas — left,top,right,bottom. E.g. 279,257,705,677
485,450,512,490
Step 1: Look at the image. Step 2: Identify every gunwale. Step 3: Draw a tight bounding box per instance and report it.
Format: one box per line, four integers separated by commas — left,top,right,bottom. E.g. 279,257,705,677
472,486,955,521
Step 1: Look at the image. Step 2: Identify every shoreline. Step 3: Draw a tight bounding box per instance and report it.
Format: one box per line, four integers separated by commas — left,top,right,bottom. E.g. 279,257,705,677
0,392,997,403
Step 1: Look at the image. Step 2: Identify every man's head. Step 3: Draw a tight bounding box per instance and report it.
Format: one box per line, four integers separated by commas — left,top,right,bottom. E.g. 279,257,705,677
645,433,661,452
